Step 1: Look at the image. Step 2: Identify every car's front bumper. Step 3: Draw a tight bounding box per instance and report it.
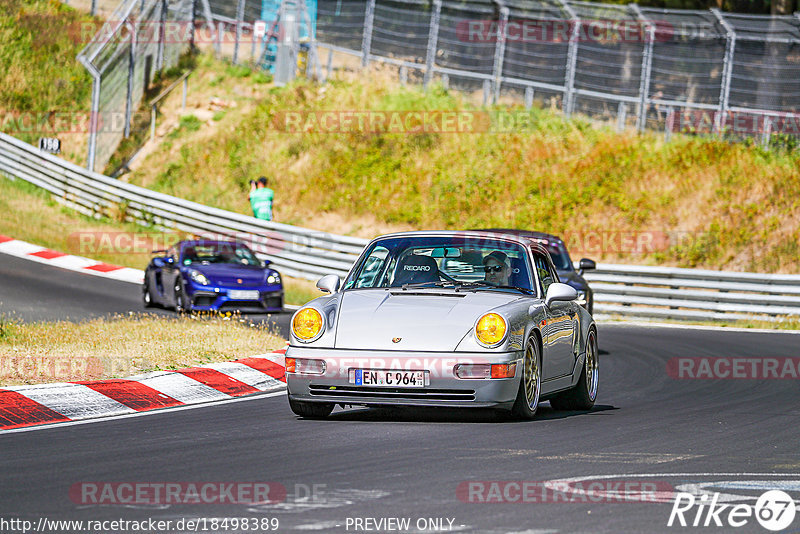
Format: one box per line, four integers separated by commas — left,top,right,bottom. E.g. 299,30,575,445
186,285,283,312
286,346,522,408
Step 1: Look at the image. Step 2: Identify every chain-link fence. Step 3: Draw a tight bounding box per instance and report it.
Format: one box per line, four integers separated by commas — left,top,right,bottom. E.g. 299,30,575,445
77,0,193,172
80,0,800,171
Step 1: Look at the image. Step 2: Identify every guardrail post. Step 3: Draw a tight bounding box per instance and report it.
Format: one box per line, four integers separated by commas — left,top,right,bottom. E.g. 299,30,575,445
762,114,773,148
491,4,509,103
360,0,376,67
711,8,735,136
631,4,654,132
150,104,157,142
554,0,579,116
616,101,627,132
423,0,442,88
524,87,534,109
482,79,491,106
233,0,246,65
399,65,408,85
86,72,101,172
664,106,674,142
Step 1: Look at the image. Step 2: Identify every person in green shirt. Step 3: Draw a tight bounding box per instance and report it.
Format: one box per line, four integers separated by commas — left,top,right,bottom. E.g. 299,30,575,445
249,176,274,221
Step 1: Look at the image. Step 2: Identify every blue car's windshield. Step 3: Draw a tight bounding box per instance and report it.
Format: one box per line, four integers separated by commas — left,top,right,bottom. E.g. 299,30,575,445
181,243,261,266
343,236,533,292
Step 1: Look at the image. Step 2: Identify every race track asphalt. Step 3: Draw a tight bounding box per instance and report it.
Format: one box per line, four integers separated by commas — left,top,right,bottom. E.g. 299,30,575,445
1,251,799,533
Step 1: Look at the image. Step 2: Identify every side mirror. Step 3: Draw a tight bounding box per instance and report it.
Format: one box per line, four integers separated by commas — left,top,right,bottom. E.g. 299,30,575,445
545,282,578,307
262,259,272,266
164,257,175,265
316,274,340,294
578,258,596,272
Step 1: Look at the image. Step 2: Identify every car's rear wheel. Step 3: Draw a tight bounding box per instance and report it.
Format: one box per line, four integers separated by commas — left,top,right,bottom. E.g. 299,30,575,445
288,398,334,419
550,328,598,411
512,337,541,420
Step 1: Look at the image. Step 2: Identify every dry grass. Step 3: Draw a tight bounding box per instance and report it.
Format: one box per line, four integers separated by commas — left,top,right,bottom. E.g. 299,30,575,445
0,313,286,386
121,54,800,274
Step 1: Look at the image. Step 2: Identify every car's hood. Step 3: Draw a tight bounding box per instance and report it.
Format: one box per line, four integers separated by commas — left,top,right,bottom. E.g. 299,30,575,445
334,289,520,351
188,264,268,286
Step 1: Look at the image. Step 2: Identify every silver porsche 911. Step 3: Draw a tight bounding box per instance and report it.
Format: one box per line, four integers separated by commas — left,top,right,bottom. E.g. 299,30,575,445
285,231,598,420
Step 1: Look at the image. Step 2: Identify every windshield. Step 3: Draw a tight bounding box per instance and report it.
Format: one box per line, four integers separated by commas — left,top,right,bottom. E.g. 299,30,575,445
181,243,261,266
343,236,533,292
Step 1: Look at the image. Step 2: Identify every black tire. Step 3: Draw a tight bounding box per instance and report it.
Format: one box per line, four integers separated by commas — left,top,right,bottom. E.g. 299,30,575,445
511,336,542,420
550,328,598,411
174,281,190,314
142,282,154,308
288,398,334,418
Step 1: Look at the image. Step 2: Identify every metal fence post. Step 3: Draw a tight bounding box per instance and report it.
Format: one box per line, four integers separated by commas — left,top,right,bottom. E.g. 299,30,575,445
762,114,773,148
631,4,654,132
361,0,376,67
664,106,674,142
524,87,534,109
233,0,246,65
491,4,509,103
423,0,442,88
712,8,736,136
156,0,167,71
124,19,137,139
554,0,579,116
616,102,627,132
86,70,101,172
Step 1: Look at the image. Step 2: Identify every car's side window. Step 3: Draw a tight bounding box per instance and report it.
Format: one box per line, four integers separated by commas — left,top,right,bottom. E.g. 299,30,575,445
533,252,554,296
353,246,390,288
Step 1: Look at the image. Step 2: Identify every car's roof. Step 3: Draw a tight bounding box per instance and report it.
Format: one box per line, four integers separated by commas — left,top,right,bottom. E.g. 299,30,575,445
476,228,565,244
177,239,244,248
370,230,533,246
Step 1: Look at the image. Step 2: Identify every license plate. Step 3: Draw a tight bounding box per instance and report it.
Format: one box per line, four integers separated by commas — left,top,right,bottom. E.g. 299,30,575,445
228,289,260,300
349,369,426,388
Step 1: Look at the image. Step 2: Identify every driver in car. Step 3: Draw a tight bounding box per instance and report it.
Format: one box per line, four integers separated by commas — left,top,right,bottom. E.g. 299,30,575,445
483,251,511,286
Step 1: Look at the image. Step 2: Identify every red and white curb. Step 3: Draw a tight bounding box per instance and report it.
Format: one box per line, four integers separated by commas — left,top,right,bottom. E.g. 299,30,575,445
0,234,144,284
0,351,287,431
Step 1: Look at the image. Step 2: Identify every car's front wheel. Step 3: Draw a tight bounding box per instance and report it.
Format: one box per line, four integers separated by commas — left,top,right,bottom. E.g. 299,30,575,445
174,281,190,314
288,398,334,419
511,337,541,420
550,328,598,411
142,282,154,308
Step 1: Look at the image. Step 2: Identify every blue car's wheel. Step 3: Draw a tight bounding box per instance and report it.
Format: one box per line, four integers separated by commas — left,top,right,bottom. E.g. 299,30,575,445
174,281,190,314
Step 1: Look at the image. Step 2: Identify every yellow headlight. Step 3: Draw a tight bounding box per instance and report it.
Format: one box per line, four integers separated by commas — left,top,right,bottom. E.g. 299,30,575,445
293,308,323,340
475,313,507,346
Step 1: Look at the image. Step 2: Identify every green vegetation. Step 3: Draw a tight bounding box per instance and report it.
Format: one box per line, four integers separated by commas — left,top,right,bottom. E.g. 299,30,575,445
0,0,93,143
126,56,800,274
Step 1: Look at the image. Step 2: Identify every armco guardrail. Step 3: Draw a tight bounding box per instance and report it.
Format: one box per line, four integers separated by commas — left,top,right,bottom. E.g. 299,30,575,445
2,131,799,321
0,132,367,281
586,264,800,322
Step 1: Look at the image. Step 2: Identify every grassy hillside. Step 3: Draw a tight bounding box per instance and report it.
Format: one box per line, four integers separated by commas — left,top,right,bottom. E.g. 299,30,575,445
123,55,800,274
0,0,95,163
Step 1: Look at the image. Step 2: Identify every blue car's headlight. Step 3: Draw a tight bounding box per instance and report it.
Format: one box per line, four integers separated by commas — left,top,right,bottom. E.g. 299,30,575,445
189,269,210,285
267,272,281,285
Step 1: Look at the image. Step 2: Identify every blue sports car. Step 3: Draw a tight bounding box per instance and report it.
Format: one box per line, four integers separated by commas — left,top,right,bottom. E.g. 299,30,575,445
142,240,283,313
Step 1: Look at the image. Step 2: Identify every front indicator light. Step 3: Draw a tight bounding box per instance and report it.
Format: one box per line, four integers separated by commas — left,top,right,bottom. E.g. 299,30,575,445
491,363,517,379
286,357,325,375
189,269,210,285
454,363,490,379
292,308,324,341
475,313,507,347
